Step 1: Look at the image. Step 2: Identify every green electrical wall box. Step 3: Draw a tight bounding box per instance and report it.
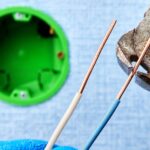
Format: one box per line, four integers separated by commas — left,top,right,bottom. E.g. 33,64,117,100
0,7,69,106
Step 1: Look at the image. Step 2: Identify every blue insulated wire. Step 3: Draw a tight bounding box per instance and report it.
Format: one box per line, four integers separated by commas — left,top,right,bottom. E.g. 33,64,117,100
84,99,120,150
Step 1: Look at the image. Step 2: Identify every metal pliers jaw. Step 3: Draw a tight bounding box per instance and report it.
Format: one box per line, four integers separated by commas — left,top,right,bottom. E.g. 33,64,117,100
117,30,150,91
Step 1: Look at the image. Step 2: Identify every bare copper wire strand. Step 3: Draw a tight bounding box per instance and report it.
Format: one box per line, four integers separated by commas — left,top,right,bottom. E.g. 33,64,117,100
116,38,150,100
79,20,117,93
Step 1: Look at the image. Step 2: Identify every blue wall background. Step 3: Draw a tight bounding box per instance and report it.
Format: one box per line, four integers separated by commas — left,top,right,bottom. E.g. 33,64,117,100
0,0,150,150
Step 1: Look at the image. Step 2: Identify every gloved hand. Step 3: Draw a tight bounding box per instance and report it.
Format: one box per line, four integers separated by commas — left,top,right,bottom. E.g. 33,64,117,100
0,140,76,150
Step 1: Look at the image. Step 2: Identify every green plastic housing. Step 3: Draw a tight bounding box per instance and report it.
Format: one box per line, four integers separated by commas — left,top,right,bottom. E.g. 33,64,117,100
0,7,69,106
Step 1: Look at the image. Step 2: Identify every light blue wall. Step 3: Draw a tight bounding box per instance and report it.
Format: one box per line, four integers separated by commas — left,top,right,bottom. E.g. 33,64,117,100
0,0,150,150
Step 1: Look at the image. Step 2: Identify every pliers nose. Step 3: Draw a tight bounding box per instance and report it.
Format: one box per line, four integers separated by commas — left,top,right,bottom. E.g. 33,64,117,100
116,29,150,91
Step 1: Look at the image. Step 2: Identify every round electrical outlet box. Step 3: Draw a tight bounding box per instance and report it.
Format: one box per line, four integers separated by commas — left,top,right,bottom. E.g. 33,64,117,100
0,7,69,106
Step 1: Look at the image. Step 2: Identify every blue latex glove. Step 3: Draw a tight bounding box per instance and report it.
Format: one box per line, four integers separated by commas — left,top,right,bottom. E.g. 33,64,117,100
0,140,76,150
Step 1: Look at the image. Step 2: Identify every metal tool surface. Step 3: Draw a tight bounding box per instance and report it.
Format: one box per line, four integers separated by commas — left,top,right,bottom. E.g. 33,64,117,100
117,8,150,90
